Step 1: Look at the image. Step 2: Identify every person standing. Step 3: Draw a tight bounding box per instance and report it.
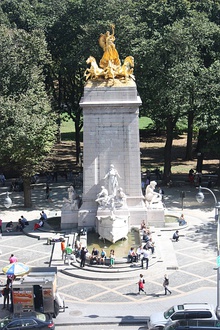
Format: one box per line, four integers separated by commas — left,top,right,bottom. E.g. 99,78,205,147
65,244,73,266
60,239,66,260
80,247,87,268
9,254,18,263
163,274,172,295
45,184,52,202
137,274,146,295
2,284,10,310
109,249,115,268
141,249,150,269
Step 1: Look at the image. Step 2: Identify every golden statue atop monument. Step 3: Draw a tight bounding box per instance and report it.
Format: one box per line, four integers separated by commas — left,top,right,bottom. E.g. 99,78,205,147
84,25,134,82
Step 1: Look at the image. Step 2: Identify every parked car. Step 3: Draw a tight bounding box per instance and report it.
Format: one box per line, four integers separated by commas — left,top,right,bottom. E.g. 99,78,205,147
164,319,220,330
0,312,55,329
148,303,217,329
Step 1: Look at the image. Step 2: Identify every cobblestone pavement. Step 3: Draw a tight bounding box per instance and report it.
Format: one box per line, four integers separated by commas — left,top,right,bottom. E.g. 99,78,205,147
0,178,219,325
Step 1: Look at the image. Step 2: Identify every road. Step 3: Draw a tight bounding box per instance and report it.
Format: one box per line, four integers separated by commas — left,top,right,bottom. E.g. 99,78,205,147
56,325,148,330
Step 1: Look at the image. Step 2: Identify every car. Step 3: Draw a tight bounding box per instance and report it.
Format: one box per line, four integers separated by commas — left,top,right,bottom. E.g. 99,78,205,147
0,312,55,329
164,319,220,330
148,303,217,329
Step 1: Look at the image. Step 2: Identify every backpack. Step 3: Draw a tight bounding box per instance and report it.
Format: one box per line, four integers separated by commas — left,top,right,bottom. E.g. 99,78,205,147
165,278,169,286
143,279,145,284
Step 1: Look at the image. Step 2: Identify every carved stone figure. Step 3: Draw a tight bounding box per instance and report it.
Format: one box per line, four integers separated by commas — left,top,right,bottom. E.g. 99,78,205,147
115,187,127,208
95,186,109,207
63,185,79,211
104,164,121,197
145,181,162,207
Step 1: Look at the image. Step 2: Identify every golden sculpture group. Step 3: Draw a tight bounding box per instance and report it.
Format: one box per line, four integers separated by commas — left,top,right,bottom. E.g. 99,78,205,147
84,25,134,82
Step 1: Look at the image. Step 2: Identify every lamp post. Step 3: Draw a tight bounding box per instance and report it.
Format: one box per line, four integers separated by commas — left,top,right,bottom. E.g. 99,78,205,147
196,186,220,318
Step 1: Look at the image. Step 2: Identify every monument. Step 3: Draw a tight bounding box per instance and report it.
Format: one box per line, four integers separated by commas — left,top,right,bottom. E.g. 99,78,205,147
61,24,164,235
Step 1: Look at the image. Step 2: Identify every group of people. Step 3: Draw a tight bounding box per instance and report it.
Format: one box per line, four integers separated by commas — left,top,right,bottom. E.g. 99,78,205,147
127,244,152,270
136,273,171,296
61,243,116,268
89,247,115,268
2,215,29,233
34,211,47,230
126,220,156,270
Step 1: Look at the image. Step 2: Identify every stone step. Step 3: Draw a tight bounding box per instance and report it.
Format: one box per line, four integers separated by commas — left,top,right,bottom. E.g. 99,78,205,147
61,265,147,281
72,260,142,273
60,257,159,281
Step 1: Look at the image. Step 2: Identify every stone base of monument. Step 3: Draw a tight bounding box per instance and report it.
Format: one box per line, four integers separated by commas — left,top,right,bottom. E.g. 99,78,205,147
96,207,130,243
147,209,165,228
78,208,97,229
125,196,147,227
61,209,79,230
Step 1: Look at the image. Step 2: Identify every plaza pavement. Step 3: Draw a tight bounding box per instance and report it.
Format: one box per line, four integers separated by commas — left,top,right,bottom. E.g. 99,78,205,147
0,177,219,326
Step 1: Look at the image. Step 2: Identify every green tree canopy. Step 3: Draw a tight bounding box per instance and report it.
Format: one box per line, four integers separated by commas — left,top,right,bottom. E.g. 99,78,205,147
0,25,57,206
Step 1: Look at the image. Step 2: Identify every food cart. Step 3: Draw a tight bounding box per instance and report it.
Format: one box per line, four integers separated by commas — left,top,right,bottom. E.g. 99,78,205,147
11,267,65,317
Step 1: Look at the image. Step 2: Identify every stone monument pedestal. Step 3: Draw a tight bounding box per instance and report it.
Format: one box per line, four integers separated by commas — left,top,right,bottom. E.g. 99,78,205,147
79,79,147,229
61,210,78,230
96,207,130,243
147,209,165,228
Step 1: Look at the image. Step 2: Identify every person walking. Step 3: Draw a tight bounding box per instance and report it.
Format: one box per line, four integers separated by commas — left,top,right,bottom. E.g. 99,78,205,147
80,247,87,268
137,274,146,295
2,284,10,310
163,274,172,295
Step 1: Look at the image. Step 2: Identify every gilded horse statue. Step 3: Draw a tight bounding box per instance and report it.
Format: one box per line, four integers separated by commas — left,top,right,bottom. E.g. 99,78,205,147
84,56,104,80
116,56,134,81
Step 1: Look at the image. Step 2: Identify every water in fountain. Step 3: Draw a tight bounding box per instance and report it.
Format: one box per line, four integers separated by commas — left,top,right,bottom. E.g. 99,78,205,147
87,228,141,258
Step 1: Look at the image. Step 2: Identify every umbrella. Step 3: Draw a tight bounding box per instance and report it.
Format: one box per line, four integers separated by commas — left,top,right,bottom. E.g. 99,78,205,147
2,262,29,276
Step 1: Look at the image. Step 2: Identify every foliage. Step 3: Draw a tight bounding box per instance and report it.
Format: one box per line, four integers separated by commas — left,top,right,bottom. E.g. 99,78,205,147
0,25,57,177
1,0,220,180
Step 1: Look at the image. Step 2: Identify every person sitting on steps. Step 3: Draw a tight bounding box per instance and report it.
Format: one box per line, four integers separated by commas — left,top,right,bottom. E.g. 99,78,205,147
127,247,137,263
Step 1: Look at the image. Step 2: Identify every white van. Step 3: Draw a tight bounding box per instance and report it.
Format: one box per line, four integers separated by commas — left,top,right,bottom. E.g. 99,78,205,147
148,303,217,329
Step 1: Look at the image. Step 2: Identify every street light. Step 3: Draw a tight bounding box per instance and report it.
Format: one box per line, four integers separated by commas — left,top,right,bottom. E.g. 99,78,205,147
196,186,220,318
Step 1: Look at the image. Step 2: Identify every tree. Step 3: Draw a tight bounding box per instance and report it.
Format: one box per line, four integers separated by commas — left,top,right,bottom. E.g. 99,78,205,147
132,1,220,181
0,26,57,207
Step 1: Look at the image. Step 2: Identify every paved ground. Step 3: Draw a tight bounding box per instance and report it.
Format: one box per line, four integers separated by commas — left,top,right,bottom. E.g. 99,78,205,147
0,177,219,326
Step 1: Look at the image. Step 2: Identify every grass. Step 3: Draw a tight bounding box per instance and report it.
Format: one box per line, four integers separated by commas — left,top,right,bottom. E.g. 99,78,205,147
61,117,153,134
59,117,219,176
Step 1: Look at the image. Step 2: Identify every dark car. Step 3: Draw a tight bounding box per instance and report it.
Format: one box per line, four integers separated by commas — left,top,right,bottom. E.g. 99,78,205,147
164,319,220,330
0,312,55,329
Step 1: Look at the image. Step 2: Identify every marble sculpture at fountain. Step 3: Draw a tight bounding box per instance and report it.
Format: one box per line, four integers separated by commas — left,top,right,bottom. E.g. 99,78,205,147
96,164,129,243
